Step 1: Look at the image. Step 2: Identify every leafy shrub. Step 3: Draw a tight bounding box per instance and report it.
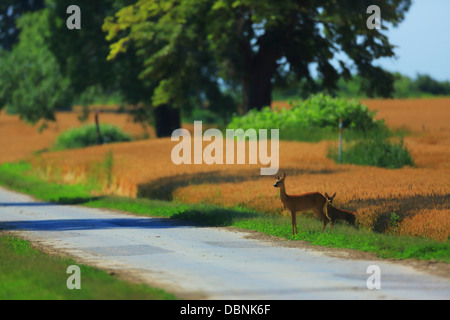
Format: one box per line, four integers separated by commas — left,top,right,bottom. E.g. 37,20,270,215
328,137,414,169
53,124,132,150
227,94,384,141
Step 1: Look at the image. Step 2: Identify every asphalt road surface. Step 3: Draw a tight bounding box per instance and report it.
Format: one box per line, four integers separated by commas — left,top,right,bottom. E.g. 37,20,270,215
0,186,449,300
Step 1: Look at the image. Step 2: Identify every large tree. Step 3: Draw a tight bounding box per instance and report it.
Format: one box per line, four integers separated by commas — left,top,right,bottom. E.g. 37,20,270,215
46,0,170,134
47,0,222,136
103,0,411,112
104,0,237,134
0,9,71,127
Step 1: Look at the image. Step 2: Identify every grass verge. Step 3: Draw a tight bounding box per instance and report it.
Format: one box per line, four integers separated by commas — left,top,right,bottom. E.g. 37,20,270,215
0,162,449,263
0,234,175,300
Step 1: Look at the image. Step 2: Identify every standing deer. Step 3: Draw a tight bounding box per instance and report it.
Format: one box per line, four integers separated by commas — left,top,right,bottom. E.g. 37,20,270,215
273,173,331,234
324,192,356,229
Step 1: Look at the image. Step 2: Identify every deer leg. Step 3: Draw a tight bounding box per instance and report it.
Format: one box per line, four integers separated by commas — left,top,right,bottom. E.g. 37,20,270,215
322,202,331,221
322,213,333,231
291,212,295,235
293,213,298,234
314,208,328,232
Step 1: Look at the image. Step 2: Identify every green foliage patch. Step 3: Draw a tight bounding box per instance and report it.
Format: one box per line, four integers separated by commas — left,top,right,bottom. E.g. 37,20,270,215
0,9,71,127
227,94,385,141
53,124,132,151
328,137,414,169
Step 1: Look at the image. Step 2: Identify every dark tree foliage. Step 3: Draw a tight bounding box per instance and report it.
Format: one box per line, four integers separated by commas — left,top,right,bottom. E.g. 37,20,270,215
0,0,45,50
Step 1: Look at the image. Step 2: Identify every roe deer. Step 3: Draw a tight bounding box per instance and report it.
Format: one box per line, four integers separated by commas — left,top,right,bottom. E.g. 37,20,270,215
273,173,330,234
324,193,356,229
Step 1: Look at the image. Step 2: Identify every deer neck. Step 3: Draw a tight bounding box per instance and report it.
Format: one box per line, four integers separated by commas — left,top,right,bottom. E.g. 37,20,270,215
279,183,290,204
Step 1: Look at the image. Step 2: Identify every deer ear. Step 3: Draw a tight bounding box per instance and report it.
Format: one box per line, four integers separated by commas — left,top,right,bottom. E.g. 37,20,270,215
325,192,329,197
332,192,336,198
275,174,280,180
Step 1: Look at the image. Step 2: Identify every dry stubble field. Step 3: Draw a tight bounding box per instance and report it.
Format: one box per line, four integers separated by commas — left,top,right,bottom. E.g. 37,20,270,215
0,99,449,241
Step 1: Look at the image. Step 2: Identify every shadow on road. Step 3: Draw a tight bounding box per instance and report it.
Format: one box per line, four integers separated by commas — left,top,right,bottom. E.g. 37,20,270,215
0,202,59,207
0,217,190,232
0,196,102,207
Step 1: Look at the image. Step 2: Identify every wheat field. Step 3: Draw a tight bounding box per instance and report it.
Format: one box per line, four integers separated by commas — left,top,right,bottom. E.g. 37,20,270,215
0,108,152,164
1,98,449,241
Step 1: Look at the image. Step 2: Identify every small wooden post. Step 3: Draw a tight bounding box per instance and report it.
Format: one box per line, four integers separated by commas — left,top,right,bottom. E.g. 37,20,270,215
338,118,343,163
95,110,103,145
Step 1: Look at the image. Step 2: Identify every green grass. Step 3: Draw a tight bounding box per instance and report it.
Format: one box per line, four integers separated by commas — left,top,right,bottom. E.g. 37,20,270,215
328,136,414,169
0,235,175,300
0,162,449,263
233,215,450,261
0,162,94,204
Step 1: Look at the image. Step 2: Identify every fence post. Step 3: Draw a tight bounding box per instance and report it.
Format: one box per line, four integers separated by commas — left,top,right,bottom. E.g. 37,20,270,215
338,118,343,163
95,110,104,145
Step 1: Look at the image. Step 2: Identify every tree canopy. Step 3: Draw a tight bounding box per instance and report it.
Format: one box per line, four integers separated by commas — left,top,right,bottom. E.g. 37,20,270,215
103,0,237,118
103,0,411,111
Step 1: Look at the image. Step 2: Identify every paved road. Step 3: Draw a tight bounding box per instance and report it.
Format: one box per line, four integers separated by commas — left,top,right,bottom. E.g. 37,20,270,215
0,186,449,300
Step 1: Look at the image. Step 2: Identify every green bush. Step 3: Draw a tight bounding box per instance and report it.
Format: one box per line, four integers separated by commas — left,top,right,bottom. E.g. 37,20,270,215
227,94,384,141
328,137,414,169
53,124,132,150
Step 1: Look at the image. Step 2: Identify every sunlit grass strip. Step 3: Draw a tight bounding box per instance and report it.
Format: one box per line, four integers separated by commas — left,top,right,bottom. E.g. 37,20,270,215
233,215,450,261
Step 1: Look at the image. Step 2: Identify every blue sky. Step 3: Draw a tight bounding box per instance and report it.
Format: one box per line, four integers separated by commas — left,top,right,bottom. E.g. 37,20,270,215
376,0,450,81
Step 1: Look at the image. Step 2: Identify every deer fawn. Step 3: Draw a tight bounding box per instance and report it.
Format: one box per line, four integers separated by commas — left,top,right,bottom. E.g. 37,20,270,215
324,193,356,229
273,173,330,234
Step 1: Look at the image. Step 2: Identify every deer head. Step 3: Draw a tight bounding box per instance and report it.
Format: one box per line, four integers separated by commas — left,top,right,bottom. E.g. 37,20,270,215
273,172,286,188
324,192,336,205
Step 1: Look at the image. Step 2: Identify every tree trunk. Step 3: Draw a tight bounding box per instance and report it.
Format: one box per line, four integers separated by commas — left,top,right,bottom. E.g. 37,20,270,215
242,45,279,112
246,70,273,112
153,104,181,138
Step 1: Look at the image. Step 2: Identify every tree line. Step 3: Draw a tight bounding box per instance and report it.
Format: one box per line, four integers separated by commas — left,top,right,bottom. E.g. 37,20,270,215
273,73,450,101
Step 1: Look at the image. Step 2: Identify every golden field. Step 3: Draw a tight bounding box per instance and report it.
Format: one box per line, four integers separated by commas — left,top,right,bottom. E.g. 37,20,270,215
0,108,152,164
1,98,449,241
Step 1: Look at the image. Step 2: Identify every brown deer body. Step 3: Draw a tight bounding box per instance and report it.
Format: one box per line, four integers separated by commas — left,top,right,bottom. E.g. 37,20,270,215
324,193,356,229
274,173,330,234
